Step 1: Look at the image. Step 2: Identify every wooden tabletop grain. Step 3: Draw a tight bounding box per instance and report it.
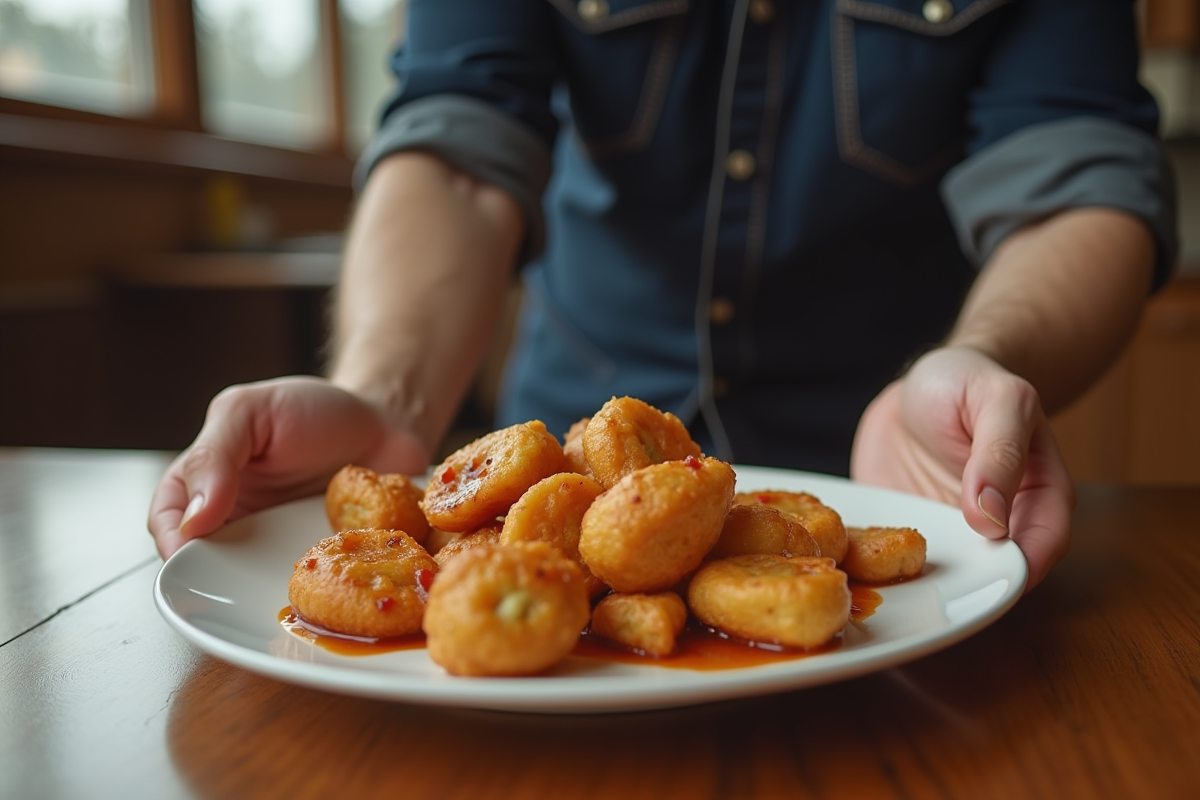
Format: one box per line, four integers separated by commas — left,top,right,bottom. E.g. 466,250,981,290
1,447,1198,800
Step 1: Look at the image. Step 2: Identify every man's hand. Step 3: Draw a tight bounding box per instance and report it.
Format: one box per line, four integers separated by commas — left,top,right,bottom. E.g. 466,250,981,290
147,376,429,560
850,347,1074,590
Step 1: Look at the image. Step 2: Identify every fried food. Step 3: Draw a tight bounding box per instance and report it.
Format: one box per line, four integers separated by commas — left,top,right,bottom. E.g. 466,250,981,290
432,523,503,569
324,465,430,544
422,542,590,676
500,472,607,597
590,591,688,657
842,526,927,583
735,491,848,564
422,420,566,532
582,396,702,489
580,456,735,593
688,555,850,649
288,529,437,639
710,502,821,560
562,417,593,477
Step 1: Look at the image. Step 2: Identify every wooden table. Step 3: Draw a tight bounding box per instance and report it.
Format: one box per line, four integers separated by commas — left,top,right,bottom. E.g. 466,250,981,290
2,448,1199,799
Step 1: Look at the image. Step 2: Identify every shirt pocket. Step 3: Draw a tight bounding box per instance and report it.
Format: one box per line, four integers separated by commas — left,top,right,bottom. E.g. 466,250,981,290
831,0,1013,186
546,0,689,158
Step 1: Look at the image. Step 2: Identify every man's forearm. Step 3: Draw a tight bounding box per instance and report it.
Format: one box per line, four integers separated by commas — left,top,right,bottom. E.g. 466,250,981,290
946,207,1157,415
329,151,525,454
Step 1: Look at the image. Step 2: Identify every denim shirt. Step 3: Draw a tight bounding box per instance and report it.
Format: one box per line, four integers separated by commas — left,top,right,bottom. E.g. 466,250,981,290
359,0,1176,474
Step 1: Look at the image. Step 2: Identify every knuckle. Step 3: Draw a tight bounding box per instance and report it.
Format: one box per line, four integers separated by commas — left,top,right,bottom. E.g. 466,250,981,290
987,437,1026,474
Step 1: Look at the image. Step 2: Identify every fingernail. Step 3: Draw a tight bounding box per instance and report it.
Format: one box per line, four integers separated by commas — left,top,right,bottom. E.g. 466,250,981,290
977,486,1008,532
180,493,205,532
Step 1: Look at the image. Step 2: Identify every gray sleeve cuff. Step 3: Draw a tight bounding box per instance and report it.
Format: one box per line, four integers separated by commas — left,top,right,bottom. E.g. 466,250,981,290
941,117,1179,285
355,94,554,266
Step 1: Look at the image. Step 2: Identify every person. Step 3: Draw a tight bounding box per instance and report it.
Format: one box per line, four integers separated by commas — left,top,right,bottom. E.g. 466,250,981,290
148,0,1177,591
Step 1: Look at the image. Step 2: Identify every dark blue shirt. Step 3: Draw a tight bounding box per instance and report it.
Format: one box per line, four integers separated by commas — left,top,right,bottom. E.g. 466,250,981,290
360,0,1175,474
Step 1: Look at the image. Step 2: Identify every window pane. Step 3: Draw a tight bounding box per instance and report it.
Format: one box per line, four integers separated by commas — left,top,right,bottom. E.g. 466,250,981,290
340,0,404,153
194,0,326,151
0,0,154,115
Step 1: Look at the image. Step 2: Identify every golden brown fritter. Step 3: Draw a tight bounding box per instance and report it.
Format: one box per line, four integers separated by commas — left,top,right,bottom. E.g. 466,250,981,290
688,554,850,649
422,420,566,532
734,490,848,564
432,523,503,570
422,542,590,676
582,396,702,489
500,472,607,597
562,417,593,477
710,502,822,560
325,464,429,544
842,526,927,583
288,529,437,639
590,591,688,657
580,456,735,593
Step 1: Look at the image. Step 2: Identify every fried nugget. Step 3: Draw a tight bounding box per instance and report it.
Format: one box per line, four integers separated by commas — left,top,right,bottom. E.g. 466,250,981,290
735,490,849,564
325,465,429,544
422,542,590,676
288,529,437,639
431,523,503,569
842,526,927,583
580,456,735,593
688,555,850,649
582,396,702,489
423,420,566,532
500,472,607,597
710,502,822,560
590,591,688,657
562,417,593,477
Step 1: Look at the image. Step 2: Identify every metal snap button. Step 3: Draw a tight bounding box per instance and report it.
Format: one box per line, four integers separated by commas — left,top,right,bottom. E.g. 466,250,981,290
922,0,954,24
577,0,610,23
748,0,775,24
709,297,736,325
725,149,756,181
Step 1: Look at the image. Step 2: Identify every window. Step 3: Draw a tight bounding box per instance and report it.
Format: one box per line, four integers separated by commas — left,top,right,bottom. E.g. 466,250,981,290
0,0,155,116
340,0,404,152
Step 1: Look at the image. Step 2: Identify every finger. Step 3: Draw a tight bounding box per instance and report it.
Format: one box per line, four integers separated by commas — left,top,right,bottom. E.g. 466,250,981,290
1007,420,1074,591
958,378,1040,539
147,457,190,559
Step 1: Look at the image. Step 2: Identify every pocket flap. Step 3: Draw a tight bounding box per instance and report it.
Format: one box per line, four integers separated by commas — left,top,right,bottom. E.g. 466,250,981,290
835,0,1012,36
546,0,689,34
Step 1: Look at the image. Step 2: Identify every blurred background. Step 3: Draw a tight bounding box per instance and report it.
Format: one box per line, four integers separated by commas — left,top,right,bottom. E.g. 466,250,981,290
0,0,1196,484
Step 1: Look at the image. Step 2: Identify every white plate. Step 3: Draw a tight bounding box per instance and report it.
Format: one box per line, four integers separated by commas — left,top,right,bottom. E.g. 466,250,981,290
154,466,1026,713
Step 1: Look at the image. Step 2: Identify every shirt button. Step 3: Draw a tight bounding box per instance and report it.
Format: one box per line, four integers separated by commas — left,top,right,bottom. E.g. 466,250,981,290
748,0,775,24
577,0,609,23
711,377,729,399
922,0,954,24
726,149,756,181
709,297,736,325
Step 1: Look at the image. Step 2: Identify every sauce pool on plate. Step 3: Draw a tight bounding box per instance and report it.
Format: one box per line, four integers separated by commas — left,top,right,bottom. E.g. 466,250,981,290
278,584,883,669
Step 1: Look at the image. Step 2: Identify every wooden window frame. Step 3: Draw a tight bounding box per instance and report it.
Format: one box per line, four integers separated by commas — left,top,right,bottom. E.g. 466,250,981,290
0,0,356,187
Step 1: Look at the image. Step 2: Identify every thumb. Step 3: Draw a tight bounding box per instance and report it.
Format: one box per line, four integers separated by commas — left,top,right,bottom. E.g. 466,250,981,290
958,378,1040,539
148,388,260,558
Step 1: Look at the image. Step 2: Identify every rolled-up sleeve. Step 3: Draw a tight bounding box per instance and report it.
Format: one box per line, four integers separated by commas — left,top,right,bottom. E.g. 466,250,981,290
355,0,561,266
940,0,1178,285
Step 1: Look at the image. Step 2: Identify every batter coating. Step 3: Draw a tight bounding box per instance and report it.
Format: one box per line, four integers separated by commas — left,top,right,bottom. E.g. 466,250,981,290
422,542,590,676
580,456,735,593
688,555,851,649
710,503,821,560
582,396,702,489
500,472,607,597
562,417,593,477
735,491,849,565
432,523,503,569
288,529,437,639
590,591,688,657
842,526,927,583
325,465,429,544
422,420,566,532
